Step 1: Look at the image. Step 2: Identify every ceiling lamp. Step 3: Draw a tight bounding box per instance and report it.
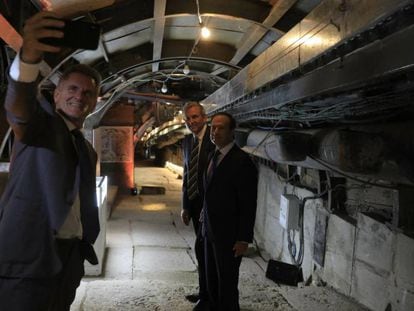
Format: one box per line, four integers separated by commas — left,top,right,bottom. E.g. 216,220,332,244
196,0,210,39
161,82,168,93
183,64,190,75
201,25,210,39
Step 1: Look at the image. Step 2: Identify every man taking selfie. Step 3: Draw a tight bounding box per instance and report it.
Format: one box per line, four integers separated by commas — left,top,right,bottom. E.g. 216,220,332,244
0,11,100,311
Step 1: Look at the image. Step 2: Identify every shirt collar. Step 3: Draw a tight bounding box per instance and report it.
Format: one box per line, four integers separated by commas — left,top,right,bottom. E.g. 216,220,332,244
57,110,78,132
216,141,234,157
193,124,207,142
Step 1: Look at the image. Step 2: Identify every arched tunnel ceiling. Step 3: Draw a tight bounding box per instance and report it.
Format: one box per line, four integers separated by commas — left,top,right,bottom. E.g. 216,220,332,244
0,0,322,129
3,0,413,150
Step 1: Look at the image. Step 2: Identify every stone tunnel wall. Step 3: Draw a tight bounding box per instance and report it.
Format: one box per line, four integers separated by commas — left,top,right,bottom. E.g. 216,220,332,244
255,164,414,311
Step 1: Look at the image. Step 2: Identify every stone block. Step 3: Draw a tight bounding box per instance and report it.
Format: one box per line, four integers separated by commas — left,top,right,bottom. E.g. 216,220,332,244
355,213,392,274
350,214,393,310
302,200,318,282
263,213,284,259
395,233,414,285
351,260,389,311
390,286,414,311
266,171,283,220
258,166,284,259
390,233,414,311
133,247,196,273
104,247,134,279
130,221,188,248
255,165,269,238
323,215,355,296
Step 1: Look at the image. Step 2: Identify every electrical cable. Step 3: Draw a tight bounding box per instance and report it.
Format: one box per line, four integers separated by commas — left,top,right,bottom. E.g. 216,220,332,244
159,4,204,91
287,189,328,267
308,154,398,189
195,0,202,24
235,86,414,127
249,118,282,157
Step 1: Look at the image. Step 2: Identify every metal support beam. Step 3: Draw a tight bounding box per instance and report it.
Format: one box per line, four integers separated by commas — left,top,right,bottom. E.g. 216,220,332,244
211,0,291,76
152,0,167,72
203,0,414,111
0,13,22,51
230,0,292,64
212,23,414,123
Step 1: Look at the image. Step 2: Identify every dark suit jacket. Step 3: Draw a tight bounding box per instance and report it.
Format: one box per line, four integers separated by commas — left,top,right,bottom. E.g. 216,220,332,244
204,144,258,246
182,126,215,219
0,77,99,278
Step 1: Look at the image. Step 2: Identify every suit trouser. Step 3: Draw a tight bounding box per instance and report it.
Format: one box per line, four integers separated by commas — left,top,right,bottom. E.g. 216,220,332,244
0,276,53,311
204,236,242,311
190,199,208,301
0,238,84,311
48,238,85,311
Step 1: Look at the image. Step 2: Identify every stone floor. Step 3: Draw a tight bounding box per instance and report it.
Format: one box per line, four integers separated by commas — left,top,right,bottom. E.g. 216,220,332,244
71,161,369,311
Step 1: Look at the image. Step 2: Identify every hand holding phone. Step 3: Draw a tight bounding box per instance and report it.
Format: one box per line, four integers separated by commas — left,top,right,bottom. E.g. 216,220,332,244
20,12,64,63
40,19,101,50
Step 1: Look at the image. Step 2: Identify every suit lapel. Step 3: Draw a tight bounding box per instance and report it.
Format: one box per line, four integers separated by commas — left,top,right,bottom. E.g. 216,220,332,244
184,134,192,162
207,145,238,185
199,127,212,167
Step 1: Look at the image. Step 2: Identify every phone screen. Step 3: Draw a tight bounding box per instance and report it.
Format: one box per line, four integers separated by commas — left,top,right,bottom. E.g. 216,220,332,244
41,19,101,50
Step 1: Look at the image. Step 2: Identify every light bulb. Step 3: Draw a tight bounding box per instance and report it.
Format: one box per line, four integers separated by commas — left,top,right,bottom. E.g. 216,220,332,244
183,64,190,75
201,26,210,39
161,83,168,93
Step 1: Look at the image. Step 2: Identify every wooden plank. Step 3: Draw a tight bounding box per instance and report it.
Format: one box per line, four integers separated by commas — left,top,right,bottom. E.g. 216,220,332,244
0,14,22,51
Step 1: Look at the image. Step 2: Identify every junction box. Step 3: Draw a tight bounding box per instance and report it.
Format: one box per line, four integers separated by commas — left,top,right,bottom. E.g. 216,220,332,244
279,194,300,230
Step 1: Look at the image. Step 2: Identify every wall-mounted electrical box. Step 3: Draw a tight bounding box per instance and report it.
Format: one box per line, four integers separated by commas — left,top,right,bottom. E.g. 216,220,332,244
279,194,300,230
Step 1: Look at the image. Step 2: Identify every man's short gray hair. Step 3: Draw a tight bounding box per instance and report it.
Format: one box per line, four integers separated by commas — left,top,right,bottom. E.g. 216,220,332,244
59,64,102,95
183,102,206,117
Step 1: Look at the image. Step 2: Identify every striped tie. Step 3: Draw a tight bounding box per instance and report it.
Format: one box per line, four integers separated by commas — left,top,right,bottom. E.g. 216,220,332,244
187,137,199,200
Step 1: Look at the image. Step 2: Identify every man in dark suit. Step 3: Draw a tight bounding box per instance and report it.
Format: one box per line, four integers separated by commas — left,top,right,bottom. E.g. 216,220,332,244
0,11,100,311
203,112,258,311
181,102,215,310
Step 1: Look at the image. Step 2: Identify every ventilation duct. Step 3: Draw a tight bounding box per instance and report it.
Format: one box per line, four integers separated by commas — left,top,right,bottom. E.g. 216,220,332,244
313,129,386,174
264,132,312,162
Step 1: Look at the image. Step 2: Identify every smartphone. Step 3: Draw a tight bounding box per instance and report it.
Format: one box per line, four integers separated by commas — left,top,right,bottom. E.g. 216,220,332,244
41,19,101,50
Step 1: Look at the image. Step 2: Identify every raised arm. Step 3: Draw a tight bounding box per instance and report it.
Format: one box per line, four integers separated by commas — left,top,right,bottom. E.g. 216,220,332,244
5,11,64,140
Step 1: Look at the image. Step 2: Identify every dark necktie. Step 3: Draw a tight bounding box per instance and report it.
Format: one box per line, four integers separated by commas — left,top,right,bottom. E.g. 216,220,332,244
187,137,199,200
72,129,100,244
201,149,220,237
207,149,220,183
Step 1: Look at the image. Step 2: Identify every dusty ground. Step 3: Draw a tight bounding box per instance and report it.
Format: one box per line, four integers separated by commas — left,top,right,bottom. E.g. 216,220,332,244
71,163,369,311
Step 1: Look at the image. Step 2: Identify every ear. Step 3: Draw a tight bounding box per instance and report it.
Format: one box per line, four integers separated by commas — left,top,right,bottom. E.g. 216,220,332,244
53,87,60,103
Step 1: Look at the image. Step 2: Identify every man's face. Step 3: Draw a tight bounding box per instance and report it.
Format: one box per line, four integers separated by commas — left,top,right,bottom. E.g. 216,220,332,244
210,115,234,148
184,106,207,135
53,72,98,127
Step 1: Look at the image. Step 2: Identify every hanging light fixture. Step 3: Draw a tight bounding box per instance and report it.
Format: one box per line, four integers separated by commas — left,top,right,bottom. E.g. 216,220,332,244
161,82,168,93
196,0,210,39
183,63,190,75
201,25,210,39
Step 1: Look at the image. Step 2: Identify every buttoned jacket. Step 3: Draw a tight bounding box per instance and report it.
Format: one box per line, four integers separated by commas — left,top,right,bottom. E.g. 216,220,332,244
203,145,258,246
